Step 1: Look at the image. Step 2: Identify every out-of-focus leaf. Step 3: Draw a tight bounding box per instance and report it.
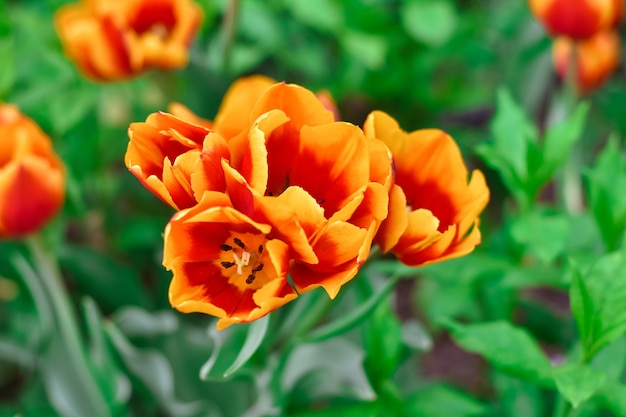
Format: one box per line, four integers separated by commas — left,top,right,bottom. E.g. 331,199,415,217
200,319,265,380
113,306,178,338
58,245,147,311
538,102,588,183
570,252,626,362
82,298,131,408
590,336,626,381
286,401,380,417
401,319,433,352
494,374,545,417
0,36,14,98
224,315,269,377
362,297,403,391
285,0,343,34
282,338,375,401
301,274,400,343
106,323,216,417
552,364,606,409
509,210,570,265
500,265,564,288
584,138,626,251
445,320,554,386
401,0,458,47
403,384,487,417
477,89,536,208
341,31,387,70
595,381,626,416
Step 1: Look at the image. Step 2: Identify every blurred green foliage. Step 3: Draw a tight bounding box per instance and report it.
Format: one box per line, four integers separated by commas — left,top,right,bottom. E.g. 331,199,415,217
2,0,626,416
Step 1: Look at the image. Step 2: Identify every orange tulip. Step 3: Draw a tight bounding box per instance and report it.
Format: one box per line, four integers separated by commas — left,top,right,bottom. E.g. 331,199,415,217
55,0,203,82
127,77,392,325
0,105,65,238
529,0,623,39
163,189,315,330
364,111,489,267
552,30,621,94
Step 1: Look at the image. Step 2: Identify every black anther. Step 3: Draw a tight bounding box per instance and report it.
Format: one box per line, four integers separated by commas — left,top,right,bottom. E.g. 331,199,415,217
221,261,235,269
233,238,245,249
246,274,255,284
220,244,233,251
252,263,264,272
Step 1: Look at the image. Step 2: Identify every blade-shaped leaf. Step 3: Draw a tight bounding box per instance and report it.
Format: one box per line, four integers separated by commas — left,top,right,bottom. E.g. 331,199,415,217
553,363,606,409
445,320,554,386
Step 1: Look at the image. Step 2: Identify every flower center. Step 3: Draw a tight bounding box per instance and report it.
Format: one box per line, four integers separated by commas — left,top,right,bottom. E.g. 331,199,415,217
218,233,266,286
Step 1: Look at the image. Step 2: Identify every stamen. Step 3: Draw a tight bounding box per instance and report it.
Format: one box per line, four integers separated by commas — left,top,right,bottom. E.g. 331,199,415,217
221,261,235,269
258,245,263,254
252,263,264,272
246,274,255,284
220,244,233,251
233,238,245,249
232,251,251,274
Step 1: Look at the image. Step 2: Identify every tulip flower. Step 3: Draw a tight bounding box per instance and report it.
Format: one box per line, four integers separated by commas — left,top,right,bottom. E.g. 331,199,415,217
552,30,621,93
364,111,489,267
55,0,203,81
126,77,392,326
0,104,65,238
529,0,623,39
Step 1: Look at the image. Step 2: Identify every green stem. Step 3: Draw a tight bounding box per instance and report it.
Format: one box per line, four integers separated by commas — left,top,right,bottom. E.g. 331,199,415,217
220,0,240,74
25,236,109,417
561,42,584,214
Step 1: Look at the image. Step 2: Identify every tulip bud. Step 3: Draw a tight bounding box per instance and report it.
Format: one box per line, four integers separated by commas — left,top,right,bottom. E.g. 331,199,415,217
552,30,621,93
529,0,624,39
0,105,66,238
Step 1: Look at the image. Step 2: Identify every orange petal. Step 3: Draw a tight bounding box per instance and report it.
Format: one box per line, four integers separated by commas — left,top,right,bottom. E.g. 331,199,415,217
374,184,408,253
291,221,368,298
213,75,277,139
0,157,65,237
291,122,370,217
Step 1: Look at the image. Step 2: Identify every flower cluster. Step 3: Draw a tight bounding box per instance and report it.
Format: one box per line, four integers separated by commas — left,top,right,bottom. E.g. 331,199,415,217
54,0,203,82
529,0,624,93
0,104,65,238
125,76,489,329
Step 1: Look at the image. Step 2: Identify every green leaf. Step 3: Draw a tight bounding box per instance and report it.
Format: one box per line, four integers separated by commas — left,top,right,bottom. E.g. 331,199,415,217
224,315,269,377
200,319,267,380
595,381,626,416
445,320,554,386
362,297,404,391
584,138,626,251
341,31,387,70
401,319,433,352
58,245,147,311
569,252,626,361
401,0,458,47
477,89,537,208
105,323,214,416
81,298,130,408
509,210,570,265
301,274,400,343
538,102,589,183
282,338,375,401
552,364,606,409
112,306,178,338
403,384,487,417
285,0,343,34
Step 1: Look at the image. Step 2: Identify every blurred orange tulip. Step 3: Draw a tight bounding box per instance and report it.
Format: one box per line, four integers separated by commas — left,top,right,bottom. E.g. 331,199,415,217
529,0,623,39
364,111,489,267
55,0,203,81
552,30,621,93
0,105,65,238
